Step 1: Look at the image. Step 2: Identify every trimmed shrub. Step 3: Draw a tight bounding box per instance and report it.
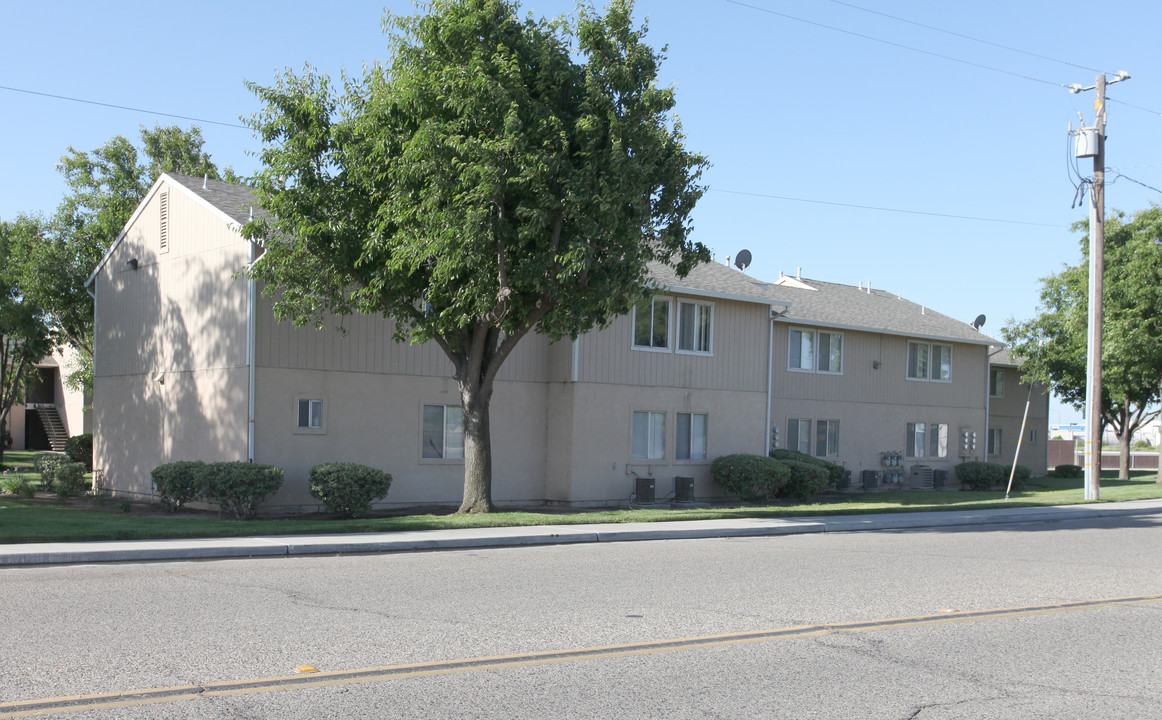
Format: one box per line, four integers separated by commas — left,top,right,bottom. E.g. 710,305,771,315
309,463,393,518
34,453,68,491
65,434,94,471
1010,464,1032,489
711,454,790,503
777,460,831,502
54,462,89,498
955,461,1007,491
200,462,284,520
770,448,844,488
151,461,207,512
1051,464,1083,479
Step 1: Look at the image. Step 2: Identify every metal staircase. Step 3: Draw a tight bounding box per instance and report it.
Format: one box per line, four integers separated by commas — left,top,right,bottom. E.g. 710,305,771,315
31,406,69,452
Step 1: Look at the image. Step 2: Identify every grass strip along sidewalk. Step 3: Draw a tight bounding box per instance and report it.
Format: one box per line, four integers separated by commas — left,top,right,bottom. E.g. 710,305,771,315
2,454,1161,545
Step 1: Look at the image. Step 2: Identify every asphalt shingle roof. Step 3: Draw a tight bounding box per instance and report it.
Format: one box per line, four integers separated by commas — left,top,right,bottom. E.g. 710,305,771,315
165,172,263,226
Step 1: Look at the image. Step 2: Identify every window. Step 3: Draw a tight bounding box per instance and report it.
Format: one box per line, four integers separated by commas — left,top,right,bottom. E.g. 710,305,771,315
676,413,708,460
632,411,666,460
907,342,952,381
633,297,670,350
787,419,811,454
988,428,1003,455
906,422,949,458
1029,429,1039,443
788,328,843,373
990,368,1006,398
815,419,839,457
297,399,323,430
677,301,713,354
423,404,464,459
789,418,838,457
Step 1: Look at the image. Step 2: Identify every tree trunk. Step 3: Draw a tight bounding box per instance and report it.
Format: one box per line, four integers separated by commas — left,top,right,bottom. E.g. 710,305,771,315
457,381,497,514
1117,427,1131,480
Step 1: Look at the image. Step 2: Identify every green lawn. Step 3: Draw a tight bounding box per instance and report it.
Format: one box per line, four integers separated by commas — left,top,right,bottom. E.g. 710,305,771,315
2,467,1160,545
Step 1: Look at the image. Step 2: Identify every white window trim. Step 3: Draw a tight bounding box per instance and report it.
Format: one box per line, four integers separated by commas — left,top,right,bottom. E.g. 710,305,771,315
906,421,949,459
675,411,709,463
906,341,954,383
631,409,667,462
294,396,326,435
420,403,465,463
787,327,844,375
675,299,715,356
631,296,673,353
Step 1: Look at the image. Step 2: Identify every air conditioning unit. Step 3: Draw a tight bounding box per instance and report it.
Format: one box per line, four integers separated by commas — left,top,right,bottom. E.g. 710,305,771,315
861,469,880,491
634,477,655,504
674,476,695,503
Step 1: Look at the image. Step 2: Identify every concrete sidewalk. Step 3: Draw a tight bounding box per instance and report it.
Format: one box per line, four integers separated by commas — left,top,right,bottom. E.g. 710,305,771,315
3,499,1161,566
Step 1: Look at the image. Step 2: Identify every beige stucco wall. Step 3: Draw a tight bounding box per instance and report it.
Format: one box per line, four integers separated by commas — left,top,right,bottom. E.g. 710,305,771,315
94,368,249,497
93,179,251,496
987,366,1050,476
253,368,549,510
548,382,768,505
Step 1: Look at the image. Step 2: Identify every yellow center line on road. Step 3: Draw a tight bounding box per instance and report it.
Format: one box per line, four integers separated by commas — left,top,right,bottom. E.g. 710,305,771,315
3,594,1160,718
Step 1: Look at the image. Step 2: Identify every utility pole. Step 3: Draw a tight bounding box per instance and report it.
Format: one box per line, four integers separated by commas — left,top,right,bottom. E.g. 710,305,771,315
1071,71,1129,501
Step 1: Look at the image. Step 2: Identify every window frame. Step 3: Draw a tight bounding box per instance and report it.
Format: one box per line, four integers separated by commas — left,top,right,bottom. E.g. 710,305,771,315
907,341,953,382
990,368,1006,398
631,410,667,461
421,403,465,461
631,296,672,352
788,418,839,458
988,428,1003,456
788,327,843,374
675,412,709,462
294,397,326,435
676,300,714,356
787,418,812,454
906,421,949,458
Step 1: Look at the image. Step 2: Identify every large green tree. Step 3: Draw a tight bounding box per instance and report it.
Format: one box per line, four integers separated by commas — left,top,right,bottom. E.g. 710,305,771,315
0,219,55,468
244,0,709,512
1004,205,1162,480
13,125,235,393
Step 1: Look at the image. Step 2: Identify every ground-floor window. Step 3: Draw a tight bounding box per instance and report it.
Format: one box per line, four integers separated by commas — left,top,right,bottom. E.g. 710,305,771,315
906,422,948,458
676,412,708,460
988,428,1003,456
295,398,325,434
423,404,464,459
632,411,666,460
788,418,839,458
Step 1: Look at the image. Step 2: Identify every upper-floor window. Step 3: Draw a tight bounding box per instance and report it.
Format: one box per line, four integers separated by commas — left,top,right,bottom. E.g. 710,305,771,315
633,297,671,351
789,328,843,373
990,368,1006,398
677,301,713,354
907,342,952,382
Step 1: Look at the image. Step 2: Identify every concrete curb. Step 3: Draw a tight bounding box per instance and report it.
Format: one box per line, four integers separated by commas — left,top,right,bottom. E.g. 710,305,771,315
2,500,1160,567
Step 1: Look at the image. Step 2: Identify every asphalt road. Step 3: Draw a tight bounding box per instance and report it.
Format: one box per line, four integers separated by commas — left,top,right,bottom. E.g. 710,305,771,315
3,515,1161,718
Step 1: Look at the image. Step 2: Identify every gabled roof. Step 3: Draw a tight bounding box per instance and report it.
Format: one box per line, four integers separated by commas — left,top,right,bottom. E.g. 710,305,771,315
648,260,791,308
85,173,263,288
768,275,994,346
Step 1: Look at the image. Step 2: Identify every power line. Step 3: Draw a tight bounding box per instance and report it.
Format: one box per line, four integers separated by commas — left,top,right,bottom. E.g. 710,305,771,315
822,0,1106,74
1107,171,1162,195
722,0,1069,89
1107,96,1162,117
709,187,1067,227
0,84,247,129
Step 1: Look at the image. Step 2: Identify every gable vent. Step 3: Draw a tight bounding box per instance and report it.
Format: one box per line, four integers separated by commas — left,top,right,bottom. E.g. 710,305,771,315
159,190,170,253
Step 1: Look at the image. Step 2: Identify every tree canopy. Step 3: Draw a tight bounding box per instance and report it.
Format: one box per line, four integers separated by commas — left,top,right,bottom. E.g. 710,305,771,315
244,0,710,512
1003,205,1162,479
7,125,235,393
0,218,55,466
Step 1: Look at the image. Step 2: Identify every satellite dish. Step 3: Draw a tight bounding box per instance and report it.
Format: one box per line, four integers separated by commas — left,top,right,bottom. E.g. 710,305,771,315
971,314,986,330
734,249,752,271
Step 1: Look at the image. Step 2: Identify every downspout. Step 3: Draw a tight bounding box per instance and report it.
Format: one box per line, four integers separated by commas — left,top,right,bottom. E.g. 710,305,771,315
247,242,257,463
766,305,790,455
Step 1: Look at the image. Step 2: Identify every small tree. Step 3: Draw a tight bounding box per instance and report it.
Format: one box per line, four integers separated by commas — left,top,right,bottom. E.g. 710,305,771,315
244,0,709,513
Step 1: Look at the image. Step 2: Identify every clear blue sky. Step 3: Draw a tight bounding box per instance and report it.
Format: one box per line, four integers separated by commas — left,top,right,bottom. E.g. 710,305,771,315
3,0,1160,426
